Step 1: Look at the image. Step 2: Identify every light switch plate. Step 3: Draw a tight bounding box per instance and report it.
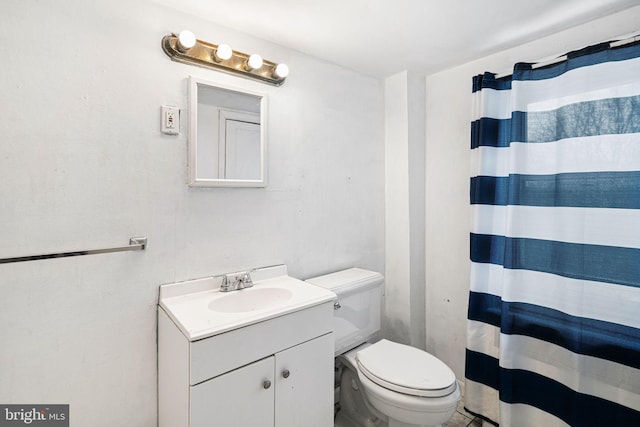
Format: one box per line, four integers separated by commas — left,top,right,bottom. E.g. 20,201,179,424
161,105,180,135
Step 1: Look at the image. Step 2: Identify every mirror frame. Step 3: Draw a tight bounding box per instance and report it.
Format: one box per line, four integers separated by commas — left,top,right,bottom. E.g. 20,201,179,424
188,76,267,187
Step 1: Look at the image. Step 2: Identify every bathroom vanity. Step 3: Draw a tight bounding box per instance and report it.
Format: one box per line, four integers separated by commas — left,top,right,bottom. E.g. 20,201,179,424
158,265,336,427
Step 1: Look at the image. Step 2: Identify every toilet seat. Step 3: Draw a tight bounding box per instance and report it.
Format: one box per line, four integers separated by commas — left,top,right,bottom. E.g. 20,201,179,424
355,339,457,398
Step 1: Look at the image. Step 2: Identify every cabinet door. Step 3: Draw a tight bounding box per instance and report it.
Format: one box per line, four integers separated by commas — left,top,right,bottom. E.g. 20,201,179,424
191,356,275,427
275,333,334,427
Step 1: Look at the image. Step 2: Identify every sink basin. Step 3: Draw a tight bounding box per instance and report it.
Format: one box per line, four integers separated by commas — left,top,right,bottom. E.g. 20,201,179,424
208,287,294,313
158,265,337,340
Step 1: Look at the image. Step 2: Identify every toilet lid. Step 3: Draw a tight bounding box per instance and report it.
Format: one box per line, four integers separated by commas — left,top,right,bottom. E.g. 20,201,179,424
355,339,457,398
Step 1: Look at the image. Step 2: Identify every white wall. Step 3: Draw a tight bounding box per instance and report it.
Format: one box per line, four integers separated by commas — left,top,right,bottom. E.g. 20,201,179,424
425,5,640,383
0,1,384,425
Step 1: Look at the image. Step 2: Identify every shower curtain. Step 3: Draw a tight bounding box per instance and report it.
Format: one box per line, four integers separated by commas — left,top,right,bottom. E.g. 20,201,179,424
465,40,640,426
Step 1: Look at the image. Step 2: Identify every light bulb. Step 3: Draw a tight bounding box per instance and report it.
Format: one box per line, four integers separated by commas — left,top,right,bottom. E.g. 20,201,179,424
246,54,263,71
214,43,233,61
177,30,196,51
274,63,289,79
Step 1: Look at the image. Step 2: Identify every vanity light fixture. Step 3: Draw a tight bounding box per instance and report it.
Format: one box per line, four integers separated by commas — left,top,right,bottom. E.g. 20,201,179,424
161,31,289,86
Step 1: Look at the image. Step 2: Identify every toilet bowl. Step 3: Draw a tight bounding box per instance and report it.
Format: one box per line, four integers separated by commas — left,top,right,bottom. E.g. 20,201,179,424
306,268,461,427
341,341,460,427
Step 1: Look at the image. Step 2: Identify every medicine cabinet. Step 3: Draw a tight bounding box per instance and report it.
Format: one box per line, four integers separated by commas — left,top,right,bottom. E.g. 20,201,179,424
188,76,267,187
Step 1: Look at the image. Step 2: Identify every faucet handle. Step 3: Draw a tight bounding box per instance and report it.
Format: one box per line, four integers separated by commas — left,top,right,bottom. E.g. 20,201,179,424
242,272,253,288
220,275,232,292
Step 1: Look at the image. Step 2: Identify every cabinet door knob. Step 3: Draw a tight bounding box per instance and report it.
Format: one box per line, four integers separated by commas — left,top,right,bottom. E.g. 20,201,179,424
282,369,290,379
263,380,272,389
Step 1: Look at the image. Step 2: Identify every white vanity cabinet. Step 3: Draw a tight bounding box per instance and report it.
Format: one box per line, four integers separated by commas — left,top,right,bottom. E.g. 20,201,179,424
190,333,333,427
158,269,336,427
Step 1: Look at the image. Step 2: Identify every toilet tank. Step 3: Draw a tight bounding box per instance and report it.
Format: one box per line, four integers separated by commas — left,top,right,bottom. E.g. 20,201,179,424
306,268,383,355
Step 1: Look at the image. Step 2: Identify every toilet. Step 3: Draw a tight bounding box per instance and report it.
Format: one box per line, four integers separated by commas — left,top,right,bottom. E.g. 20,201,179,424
306,268,460,427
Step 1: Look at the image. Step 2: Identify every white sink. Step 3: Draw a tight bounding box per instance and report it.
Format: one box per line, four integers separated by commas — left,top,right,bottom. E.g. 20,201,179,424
158,265,336,341
208,287,294,313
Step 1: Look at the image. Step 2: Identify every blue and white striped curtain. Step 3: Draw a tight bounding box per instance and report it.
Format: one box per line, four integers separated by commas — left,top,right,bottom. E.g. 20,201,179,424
465,40,640,427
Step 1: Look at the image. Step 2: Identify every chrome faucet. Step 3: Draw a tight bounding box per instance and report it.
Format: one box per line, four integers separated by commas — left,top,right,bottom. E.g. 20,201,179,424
219,271,254,292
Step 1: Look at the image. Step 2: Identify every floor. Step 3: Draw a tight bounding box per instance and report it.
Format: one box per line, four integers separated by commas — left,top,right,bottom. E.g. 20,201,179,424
442,399,484,427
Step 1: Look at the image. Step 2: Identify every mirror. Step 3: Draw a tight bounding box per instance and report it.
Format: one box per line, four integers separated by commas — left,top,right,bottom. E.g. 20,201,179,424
188,76,267,187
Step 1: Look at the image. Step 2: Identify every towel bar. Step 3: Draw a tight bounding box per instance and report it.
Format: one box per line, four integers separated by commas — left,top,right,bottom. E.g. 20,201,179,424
0,237,147,264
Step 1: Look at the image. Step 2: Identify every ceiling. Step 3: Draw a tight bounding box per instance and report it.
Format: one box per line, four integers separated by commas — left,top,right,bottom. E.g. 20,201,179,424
154,0,639,77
